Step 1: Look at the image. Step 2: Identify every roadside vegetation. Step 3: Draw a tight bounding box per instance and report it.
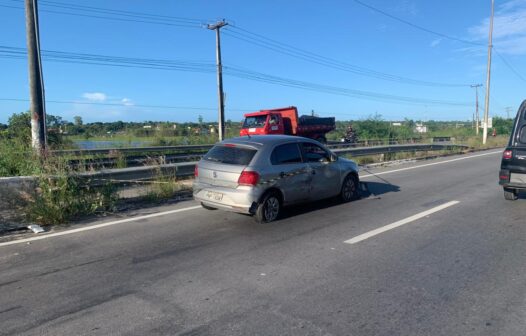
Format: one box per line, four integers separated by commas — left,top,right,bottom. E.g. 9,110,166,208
0,110,514,226
0,111,514,178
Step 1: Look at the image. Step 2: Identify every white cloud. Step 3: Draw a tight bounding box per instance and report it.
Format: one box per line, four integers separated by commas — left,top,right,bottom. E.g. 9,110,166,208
121,98,134,106
430,38,442,47
469,0,526,55
82,92,107,102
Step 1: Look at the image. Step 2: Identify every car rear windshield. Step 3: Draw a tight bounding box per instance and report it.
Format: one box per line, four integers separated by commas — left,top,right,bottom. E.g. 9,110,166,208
203,145,257,165
243,115,267,128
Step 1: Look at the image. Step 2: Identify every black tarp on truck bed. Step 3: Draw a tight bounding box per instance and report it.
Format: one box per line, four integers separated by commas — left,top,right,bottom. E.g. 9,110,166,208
298,115,335,126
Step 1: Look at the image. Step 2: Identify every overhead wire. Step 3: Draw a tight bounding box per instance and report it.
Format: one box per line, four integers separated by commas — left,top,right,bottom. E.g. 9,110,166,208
0,98,253,112
1,0,205,28
224,26,471,88
2,0,473,88
353,0,484,46
493,48,526,83
0,45,471,107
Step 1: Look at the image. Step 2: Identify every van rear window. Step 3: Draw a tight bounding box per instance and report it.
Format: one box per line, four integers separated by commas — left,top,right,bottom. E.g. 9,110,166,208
203,145,257,165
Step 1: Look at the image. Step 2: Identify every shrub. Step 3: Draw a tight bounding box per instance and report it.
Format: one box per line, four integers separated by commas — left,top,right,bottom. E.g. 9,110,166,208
26,156,118,225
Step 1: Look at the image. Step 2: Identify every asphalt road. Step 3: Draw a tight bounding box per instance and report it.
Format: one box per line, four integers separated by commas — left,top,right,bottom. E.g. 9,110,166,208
1,149,526,336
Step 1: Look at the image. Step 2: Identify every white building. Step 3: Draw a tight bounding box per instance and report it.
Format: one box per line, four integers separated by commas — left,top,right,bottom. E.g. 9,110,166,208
415,123,427,133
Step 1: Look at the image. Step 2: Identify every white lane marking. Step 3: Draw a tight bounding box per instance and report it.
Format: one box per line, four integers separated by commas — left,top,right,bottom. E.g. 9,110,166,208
344,201,460,244
0,205,202,248
360,150,502,179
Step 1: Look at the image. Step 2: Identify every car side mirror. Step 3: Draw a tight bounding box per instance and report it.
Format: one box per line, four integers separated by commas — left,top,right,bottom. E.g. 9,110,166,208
330,154,338,162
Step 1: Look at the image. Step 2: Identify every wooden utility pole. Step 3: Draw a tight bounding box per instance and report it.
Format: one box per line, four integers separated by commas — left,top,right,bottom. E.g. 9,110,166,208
471,84,482,135
208,20,228,142
24,0,47,153
483,0,495,145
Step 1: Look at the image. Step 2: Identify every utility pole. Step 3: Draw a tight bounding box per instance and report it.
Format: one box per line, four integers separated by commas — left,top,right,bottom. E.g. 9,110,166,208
25,0,47,154
483,0,494,145
208,20,228,142
470,84,482,135
505,106,512,119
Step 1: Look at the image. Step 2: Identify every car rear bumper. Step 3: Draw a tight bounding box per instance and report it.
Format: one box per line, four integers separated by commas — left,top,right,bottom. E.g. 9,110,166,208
499,170,526,189
193,180,261,215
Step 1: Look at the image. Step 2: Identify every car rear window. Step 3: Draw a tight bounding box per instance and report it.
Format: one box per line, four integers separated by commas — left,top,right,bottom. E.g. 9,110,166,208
271,143,302,165
203,145,257,165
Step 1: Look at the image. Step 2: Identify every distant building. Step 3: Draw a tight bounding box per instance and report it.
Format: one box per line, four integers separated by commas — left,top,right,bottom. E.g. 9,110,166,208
415,123,427,133
391,122,402,126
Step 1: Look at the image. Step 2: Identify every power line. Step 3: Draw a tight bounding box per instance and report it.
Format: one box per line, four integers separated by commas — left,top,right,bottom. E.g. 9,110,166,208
1,0,206,28
0,98,253,112
494,48,526,83
1,0,473,88
224,26,471,88
0,46,472,107
353,0,484,46
224,66,471,107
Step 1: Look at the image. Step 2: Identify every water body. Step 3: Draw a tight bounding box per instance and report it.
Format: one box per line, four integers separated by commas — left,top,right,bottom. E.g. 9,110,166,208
73,140,153,149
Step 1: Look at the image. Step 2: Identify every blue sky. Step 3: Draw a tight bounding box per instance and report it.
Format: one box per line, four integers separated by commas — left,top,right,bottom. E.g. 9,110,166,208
0,0,525,124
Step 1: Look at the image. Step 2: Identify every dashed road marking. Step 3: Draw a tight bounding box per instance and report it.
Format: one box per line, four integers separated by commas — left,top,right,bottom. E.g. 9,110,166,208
344,201,460,244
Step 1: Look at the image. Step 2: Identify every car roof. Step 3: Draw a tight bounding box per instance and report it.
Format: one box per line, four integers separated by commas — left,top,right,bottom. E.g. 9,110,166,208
220,135,313,148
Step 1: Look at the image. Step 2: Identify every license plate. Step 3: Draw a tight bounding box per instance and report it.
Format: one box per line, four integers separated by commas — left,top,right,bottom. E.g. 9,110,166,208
249,128,256,132
205,191,224,201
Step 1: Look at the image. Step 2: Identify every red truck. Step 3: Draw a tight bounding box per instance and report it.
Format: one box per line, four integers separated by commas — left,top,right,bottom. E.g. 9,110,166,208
239,106,335,143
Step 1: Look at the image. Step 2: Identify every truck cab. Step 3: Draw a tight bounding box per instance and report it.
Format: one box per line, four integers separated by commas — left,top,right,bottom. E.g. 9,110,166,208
240,106,335,143
240,112,287,136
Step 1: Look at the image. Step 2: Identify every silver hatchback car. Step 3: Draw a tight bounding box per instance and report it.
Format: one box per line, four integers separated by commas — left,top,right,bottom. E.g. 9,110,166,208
193,135,360,223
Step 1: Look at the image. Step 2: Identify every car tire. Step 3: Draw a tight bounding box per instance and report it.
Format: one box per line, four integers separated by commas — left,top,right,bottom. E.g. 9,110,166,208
340,174,359,202
201,202,217,210
254,191,281,223
504,188,518,201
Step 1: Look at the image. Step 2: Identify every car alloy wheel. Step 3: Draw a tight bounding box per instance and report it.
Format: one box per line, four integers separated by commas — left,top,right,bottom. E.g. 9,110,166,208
341,174,359,202
264,196,280,221
255,191,281,223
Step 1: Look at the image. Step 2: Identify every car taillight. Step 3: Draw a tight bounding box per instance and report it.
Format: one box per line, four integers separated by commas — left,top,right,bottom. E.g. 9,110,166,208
503,150,513,160
194,165,199,177
238,171,259,186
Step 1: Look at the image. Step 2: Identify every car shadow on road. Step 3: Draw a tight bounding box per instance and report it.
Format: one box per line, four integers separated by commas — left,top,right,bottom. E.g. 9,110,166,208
361,181,401,198
279,181,400,220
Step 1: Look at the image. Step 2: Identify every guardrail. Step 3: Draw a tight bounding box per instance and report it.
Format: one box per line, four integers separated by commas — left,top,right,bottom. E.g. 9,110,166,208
0,143,467,212
57,137,454,157
53,144,213,156
78,143,468,182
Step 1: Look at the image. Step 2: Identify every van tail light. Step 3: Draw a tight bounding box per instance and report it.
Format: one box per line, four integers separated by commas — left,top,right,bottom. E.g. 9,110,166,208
238,171,259,186
503,150,513,160
194,165,199,177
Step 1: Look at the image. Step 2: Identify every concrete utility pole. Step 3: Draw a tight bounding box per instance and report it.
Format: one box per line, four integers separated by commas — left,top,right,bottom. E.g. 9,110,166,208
471,84,482,135
483,0,495,145
208,20,228,142
25,0,47,154
24,0,47,153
